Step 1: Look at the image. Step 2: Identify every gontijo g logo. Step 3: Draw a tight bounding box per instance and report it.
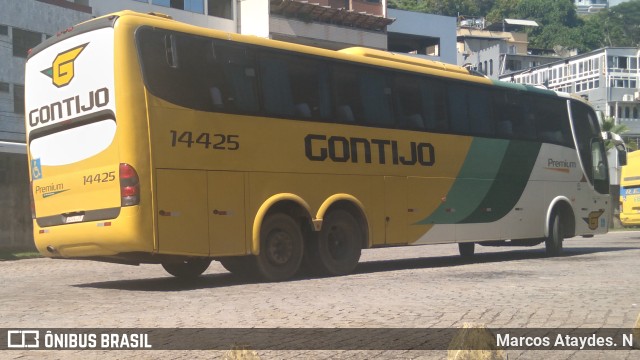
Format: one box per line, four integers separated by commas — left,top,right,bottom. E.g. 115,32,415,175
41,43,88,87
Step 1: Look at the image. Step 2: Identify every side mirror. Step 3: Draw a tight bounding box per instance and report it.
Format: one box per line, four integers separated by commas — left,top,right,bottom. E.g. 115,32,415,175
617,145,627,166
603,131,628,166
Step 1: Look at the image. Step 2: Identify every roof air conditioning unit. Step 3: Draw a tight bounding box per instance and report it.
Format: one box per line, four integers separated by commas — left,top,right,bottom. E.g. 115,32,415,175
622,94,633,102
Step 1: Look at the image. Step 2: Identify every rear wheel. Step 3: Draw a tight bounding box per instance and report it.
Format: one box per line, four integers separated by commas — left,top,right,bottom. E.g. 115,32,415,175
545,212,564,256
162,258,211,278
254,213,304,282
306,209,362,276
458,242,475,258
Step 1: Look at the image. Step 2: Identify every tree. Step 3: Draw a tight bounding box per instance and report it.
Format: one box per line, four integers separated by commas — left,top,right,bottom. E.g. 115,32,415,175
601,116,636,151
390,0,640,52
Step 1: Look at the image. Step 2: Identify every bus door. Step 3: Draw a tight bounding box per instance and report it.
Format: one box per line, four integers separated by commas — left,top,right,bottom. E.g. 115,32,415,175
570,101,610,232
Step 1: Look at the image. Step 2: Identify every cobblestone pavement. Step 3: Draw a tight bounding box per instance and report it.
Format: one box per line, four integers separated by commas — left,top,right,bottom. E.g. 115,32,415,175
1,231,640,359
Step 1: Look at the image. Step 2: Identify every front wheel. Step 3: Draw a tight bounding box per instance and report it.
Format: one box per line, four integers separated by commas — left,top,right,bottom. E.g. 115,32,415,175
458,242,475,258
253,213,304,282
545,212,564,256
162,258,211,278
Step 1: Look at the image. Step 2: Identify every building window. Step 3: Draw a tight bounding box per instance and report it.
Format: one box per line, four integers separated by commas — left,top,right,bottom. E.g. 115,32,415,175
489,59,493,76
13,84,24,114
208,0,232,19
12,28,42,58
0,82,9,93
153,0,204,14
0,25,8,36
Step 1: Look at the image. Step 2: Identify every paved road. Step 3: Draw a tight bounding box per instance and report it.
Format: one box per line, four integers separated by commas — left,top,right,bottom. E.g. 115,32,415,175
1,231,640,359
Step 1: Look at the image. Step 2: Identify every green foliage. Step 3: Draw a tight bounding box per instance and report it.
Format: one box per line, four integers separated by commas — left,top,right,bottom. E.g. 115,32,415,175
601,116,635,151
391,0,640,52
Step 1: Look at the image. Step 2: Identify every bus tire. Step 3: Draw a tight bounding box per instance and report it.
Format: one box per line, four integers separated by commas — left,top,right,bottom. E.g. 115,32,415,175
162,258,211,278
545,212,564,256
458,242,475,258
254,213,304,282
219,257,254,277
306,209,362,276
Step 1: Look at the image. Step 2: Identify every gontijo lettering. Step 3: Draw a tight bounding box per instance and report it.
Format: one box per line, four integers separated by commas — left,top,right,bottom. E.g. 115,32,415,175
28,87,109,128
305,134,435,166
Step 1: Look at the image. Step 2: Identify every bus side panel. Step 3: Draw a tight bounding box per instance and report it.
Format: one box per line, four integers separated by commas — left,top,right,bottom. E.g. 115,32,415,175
208,171,247,256
156,169,209,256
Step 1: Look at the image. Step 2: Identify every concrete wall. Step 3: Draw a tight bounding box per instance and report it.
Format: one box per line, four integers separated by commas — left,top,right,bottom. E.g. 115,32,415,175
387,9,457,65
0,152,33,250
270,16,387,50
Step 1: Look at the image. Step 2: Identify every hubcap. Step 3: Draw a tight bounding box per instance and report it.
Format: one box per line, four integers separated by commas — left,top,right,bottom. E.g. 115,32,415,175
266,229,293,265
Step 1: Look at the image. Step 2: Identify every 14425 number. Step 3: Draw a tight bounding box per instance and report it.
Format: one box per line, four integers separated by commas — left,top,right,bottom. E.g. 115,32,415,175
170,131,239,150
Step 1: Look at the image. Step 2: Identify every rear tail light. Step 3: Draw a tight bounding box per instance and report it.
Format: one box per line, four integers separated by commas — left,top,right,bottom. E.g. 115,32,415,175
119,163,140,206
29,181,36,219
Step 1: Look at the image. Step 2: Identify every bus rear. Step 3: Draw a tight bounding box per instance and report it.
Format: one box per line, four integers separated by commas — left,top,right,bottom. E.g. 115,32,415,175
25,14,153,260
620,151,640,227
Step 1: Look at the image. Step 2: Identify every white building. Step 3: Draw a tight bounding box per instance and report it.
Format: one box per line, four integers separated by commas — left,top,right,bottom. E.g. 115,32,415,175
500,47,640,138
0,0,91,142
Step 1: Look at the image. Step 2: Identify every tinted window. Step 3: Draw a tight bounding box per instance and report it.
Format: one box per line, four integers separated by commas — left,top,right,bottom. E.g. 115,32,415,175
392,75,446,130
571,100,603,186
534,96,573,147
137,28,259,113
332,66,393,126
259,53,330,119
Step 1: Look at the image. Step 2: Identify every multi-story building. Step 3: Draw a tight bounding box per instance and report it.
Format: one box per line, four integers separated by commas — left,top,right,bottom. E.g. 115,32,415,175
0,0,91,142
574,0,609,14
500,47,640,139
0,0,91,248
574,0,634,14
455,18,561,79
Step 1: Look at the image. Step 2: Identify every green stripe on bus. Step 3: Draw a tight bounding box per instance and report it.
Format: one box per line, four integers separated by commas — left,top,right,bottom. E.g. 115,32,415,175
416,138,509,225
460,140,541,223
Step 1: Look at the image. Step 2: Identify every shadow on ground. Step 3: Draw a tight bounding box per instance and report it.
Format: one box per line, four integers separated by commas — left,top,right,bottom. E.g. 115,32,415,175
73,245,639,292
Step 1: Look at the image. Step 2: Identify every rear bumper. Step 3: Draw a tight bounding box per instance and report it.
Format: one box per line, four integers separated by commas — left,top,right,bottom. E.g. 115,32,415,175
33,206,154,258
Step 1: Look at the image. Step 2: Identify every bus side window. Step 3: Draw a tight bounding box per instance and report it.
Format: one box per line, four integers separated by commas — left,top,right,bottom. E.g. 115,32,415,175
288,57,331,120
332,66,362,124
259,53,294,117
448,84,470,133
536,97,572,146
392,74,426,130
358,70,394,127
218,44,259,113
468,87,493,136
493,90,520,139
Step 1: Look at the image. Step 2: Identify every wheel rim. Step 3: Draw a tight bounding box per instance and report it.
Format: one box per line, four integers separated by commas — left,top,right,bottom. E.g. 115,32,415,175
327,223,354,261
266,228,294,265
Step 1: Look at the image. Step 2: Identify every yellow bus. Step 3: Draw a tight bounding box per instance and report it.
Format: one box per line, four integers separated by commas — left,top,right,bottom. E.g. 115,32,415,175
25,11,617,281
620,151,640,227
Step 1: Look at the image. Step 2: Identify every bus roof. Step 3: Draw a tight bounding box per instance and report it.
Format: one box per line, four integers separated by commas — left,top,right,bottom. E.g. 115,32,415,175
32,10,575,100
